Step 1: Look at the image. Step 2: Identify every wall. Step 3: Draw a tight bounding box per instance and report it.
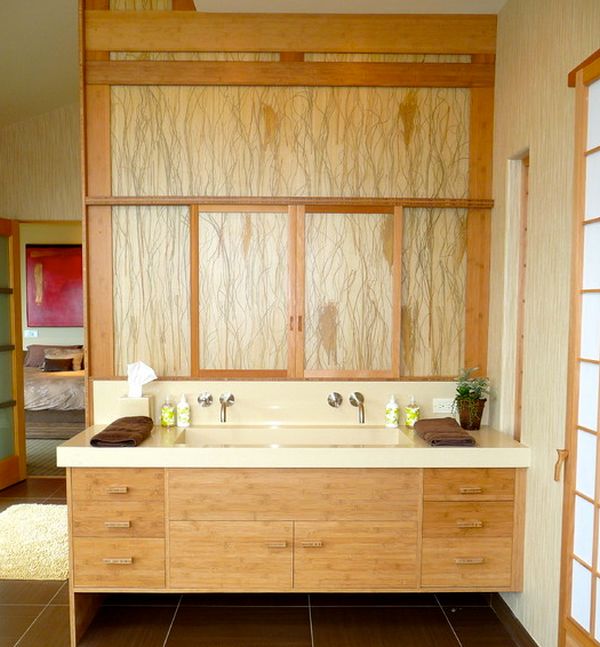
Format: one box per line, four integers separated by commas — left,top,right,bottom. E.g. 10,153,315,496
0,103,81,221
19,222,83,349
490,1,600,645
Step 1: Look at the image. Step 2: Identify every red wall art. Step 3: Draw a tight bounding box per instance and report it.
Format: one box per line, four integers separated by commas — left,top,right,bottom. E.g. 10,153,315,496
26,245,83,327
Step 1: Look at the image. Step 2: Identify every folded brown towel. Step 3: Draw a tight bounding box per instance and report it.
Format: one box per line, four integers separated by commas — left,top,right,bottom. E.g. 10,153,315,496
414,417,476,447
90,416,154,447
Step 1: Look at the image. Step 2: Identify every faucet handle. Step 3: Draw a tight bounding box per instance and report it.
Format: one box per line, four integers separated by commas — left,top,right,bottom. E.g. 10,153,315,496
327,392,343,408
198,392,213,407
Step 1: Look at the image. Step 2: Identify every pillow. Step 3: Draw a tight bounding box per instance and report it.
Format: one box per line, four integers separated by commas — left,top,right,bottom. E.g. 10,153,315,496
25,345,82,368
42,357,73,372
45,348,84,371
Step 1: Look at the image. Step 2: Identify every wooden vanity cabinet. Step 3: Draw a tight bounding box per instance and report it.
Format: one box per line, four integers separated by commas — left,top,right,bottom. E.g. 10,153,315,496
68,466,524,594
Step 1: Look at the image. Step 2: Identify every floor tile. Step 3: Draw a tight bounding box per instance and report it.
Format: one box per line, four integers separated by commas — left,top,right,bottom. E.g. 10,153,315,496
0,605,43,644
0,478,65,499
436,592,492,607
181,593,309,607
310,593,438,607
165,605,312,647
78,606,175,647
49,582,69,606
0,580,64,605
311,606,460,647
444,606,518,647
102,593,181,606
15,605,70,647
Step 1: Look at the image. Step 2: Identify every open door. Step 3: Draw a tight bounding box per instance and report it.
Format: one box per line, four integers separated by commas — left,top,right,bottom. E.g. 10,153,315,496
0,218,25,489
559,51,600,647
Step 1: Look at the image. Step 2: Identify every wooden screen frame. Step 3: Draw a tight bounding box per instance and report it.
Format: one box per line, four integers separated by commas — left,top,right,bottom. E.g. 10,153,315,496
81,4,494,382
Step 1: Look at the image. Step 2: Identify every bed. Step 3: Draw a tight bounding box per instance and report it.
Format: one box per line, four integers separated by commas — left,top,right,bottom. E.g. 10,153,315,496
24,345,86,439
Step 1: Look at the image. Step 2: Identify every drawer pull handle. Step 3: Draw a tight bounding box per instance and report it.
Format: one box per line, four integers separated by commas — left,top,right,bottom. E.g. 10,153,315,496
104,521,131,529
102,557,133,565
459,486,482,494
265,541,287,549
106,486,128,494
454,557,484,565
301,541,323,548
456,520,483,529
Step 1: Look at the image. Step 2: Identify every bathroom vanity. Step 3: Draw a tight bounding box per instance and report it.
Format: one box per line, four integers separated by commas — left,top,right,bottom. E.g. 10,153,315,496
58,425,529,646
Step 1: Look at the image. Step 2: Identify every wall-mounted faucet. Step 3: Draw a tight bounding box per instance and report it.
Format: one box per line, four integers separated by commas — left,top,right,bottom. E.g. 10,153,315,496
349,392,365,424
219,392,235,423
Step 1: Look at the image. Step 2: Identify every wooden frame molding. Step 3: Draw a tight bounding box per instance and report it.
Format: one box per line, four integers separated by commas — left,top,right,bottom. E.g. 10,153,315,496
85,11,496,55
85,61,495,88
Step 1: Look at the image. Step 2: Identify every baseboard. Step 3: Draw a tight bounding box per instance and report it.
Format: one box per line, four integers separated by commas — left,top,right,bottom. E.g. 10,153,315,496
491,593,539,647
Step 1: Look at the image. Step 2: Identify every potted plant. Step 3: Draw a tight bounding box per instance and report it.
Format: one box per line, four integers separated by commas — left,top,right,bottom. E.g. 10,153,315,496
453,367,490,430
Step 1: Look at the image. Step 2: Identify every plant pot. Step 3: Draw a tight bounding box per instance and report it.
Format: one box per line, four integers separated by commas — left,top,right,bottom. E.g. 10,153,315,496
456,398,486,430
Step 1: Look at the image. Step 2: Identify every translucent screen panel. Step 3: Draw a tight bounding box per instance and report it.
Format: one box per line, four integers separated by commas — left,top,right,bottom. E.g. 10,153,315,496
0,352,12,402
588,79,600,150
574,495,595,565
0,295,10,347
111,86,469,199
596,578,600,642
0,237,9,287
112,206,190,376
304,213,393,372
0,407,14,461
572,560,592,631
199,212,289,370
578,361,599,431
577,430,597,499
585,151,600,221
583,222,600,289
402,208,467,376
581,293,600,361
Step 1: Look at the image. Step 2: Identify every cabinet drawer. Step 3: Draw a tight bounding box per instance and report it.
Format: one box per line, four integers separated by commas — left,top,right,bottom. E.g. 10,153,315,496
71,468,164,502
72,500,165,538
294,521,418,590
169,521,293,590
73,538,165,588
421,538,512,588
424,469,515,501
423,502,514,538
168,469,420,521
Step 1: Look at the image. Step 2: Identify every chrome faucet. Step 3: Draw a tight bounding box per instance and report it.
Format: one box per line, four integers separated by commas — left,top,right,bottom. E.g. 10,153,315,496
219,392,235,423
349,392,365,424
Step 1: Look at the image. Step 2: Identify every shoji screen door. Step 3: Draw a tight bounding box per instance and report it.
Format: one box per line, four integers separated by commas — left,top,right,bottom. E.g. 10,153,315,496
561,52,600,647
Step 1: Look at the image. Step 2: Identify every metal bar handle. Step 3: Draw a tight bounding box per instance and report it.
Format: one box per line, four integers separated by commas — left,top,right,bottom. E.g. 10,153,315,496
104,521,131,529
459,486,482,494
301,541,323,548
265,541,288,549
454,557,484,565
102,557,133,565
106,486,129,494
456,520,483,529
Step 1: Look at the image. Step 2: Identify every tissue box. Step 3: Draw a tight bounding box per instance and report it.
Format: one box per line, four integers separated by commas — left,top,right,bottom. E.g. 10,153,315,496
119,396,154,419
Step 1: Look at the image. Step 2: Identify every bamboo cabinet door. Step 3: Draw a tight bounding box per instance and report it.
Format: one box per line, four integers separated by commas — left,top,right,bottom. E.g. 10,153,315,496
561,56,600,647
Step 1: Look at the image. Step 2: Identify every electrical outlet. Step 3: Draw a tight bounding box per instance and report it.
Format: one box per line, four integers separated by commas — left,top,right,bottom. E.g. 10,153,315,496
24,329,38,338
432,398,454,414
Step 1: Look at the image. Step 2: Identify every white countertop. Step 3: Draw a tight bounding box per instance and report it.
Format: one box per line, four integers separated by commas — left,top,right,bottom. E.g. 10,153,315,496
56,424,530,469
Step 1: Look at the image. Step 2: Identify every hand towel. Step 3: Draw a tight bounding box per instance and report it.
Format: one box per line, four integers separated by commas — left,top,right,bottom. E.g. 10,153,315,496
414,417,476,447
90,416,154,447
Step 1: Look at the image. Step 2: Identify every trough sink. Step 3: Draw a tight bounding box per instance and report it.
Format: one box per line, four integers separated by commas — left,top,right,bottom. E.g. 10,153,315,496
175,425,412,448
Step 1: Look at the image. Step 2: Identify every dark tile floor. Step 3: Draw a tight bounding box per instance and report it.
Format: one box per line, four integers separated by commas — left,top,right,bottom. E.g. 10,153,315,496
0,478,519,647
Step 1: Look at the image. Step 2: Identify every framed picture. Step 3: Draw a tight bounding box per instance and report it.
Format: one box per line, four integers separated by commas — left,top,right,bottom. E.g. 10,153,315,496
26,245,83,327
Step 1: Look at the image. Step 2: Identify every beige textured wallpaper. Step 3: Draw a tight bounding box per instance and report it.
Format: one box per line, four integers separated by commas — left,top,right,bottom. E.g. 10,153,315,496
490,1,600,645
0,103,81,221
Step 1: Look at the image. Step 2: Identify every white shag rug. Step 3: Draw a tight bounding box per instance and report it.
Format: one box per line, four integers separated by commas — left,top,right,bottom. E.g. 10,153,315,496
0,504,68,580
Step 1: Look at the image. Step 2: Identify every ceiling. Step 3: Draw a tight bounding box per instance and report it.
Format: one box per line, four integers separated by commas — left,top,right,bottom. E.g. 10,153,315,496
0,0,506,128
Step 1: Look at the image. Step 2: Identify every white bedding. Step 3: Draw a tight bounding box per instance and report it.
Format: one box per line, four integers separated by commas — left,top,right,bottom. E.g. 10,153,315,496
24,367,85,411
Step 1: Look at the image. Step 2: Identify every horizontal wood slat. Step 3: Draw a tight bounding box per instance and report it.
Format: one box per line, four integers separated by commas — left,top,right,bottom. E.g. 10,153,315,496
86,61,495,88
85,197,494,210
85,11,496,54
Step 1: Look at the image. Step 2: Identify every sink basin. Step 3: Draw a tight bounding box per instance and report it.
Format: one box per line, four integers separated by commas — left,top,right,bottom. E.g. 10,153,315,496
175,425,412,448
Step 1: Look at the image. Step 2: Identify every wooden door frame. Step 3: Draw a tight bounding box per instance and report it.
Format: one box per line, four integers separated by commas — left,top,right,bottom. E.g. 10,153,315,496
0,218,26,489
559,50,600,647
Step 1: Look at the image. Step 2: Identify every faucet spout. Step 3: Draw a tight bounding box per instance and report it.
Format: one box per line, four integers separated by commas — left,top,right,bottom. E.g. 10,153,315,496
219,392,235,423
349,392,365,424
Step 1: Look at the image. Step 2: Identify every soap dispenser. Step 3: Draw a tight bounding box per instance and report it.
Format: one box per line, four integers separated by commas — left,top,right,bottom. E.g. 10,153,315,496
385,395,400,428
404,395,421,428
160,396,176,428
176,394,191,428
